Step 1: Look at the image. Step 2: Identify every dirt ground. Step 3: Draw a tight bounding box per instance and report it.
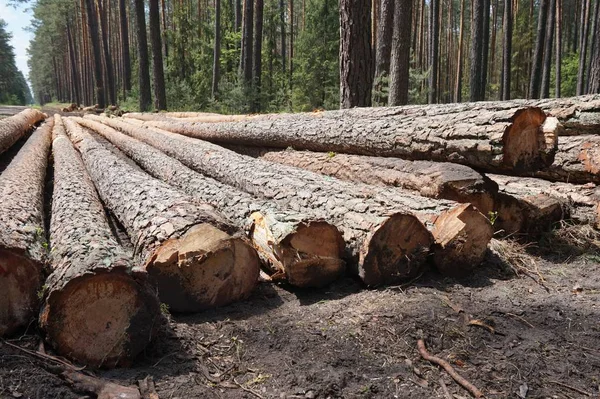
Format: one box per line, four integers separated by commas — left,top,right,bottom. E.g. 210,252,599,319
1,236,599,399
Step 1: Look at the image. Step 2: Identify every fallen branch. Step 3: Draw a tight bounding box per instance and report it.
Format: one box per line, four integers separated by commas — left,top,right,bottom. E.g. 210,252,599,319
416,339,483,398
233,377,265,399
1,339,85,371
547,380,591,396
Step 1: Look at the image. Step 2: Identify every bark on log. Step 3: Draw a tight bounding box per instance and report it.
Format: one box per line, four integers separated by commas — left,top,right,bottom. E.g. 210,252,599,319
143,106,558,173
0,119,52,336
62,118,260,312
532,135,600,184
0,108,46,155
78,117,346,288
489,173,600,228
230,146,498,216
94,117,492,279
39,115,161,368
123,112,253,123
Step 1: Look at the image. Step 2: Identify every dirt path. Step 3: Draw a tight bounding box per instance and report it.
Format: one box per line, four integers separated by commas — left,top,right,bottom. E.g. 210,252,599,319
1,243,599,399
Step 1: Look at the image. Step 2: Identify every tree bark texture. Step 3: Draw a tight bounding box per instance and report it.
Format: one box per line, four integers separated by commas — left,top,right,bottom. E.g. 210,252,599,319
83,0,106,108
470,0,484,101
339,0,373,108
501,0,512,100
373,0,394,105
590,1,600,93
0,109,46,156
252,0,264,112
62,118,259,312
529,0,549,99
81,116,346,288
39,115,160,368
149,0,167,110
541,0,556,99
144,104,558,173
388,0,412,106
212,0,221,98
0,119,52,336
429,0,440,103
241,0,254,86
133,0,152,112
118,0,132,96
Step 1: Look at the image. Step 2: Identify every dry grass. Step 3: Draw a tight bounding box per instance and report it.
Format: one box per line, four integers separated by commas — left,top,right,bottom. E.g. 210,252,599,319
536,221,600,258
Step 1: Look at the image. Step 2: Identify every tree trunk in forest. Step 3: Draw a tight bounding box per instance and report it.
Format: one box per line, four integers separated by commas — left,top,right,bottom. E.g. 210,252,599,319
66,22,81,105
541,0,556,99
280,0,287,73
470,0,484,101
99,118,434,286
577,0,591,95
241,0,254,89
501,0,512,100
133,0,152,112
529,0,548,99
588,0,599,93
590,1,600,93
145,104,558,173
252,0,264,112
212,0,221,98
149,0,167,110
480,0,490,99
235,0,242,31
0,109,46,156
82,116,346,288
39,115,160,368
339,0,373,108
373,0,394,105
455,0,465,102
388,0,412,106
97,0,116,106
555,0,562,98
0,120,51,336
119,0,131,97
429,0,440,103
83,0,106,108
62,118,260,312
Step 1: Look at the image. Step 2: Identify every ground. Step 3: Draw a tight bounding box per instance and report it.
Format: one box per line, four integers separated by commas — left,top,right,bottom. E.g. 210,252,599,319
1,240,599,399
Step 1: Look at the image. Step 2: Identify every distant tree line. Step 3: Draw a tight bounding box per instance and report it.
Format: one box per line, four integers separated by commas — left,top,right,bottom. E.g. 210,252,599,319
0,19,32,105
25,0,600,112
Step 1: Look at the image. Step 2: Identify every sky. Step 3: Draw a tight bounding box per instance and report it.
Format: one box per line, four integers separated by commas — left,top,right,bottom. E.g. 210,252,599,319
0,0,34,80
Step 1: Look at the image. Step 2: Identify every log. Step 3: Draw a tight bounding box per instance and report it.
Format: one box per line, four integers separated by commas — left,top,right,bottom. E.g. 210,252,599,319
77,117,346,288
0,108,46,155
229,146,498,216
0,119,52,336
532,135,600,184
95,117,492,279
124,112,252,123
488,174,600,228
38,115,161,368
62,118,260,312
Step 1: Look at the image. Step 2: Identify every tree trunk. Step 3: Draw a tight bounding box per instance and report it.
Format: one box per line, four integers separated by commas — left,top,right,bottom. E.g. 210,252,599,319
373,0,395,105
455,0,465,102
252,0,264,112
481,0,490,99
145,104,558,173
241,0,254,88
235,0,242,31
529,0,548,99
0,109,46,156
97,0,116,106
133,0,152,111
533,134,600,183
66,22,81,105
589,1,600,93
388,0,412,106
555,0,562,98
429,0,440,103
576,0,590,95
83,0,106,108
212,0,221,98
541,0,556,98
100,118,434,286
39,115,160,368
0,119,51,336
587,0,599,93
501,0,512,100
149,0,167,110
470,0,484,101
339,0,373,108
119,0,131,97
81,116,346,288
280,0,286,73
62,118,259,312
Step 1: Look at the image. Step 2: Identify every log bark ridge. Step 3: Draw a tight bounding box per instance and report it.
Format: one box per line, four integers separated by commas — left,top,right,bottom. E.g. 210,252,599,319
0,108,46,155
79,116,346,288
62,117,260,312
95,117,491,279
39,115,161,368
0,118,52,336
144,105,558,173
533,135,600,184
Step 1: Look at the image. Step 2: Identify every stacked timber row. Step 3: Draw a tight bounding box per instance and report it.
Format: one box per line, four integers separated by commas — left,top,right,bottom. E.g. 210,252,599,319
92,116,493,281
76,117,346,288
0,108,46,155
0,118,52,336
142,105,559,173
39,115,161,368
62,118,260,312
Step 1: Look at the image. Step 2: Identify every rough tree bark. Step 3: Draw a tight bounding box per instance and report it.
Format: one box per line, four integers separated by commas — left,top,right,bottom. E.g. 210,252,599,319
39,115,160,368
252,0,264,112
149,0,167,110
388,0,412,106
0,119,52,336
95,118,434,285
144,104,558,173
212,0,221,98
240,0,254,88
62,118,259,312
133,0,152,112
529,0,549,99
0,109,46,155
339,0,373,108
83,0,105,108
470,0,484,101
590,0,600,93
81,116,346,288
577,0,591,95
373,0,395,105
118,0,131,97
501,0,512,100
540,0,556,99
429,0,440,103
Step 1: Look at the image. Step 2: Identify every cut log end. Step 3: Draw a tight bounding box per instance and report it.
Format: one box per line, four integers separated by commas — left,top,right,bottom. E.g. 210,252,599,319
0,250,43,336
146,224,260,312
360,214,433,287
440,180,496,216
495,192,565,235
502,108,555,171
430,204,493,276
40,271,159,368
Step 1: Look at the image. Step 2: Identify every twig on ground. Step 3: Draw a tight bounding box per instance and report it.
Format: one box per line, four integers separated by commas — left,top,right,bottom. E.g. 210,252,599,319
504,313,534,328
233,377,265,399
547,380,591,396
1,339,84,371
439,377,453,399
417,339,483,398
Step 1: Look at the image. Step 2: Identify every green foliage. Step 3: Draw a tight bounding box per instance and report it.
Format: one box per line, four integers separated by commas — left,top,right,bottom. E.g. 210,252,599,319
0,19,31,105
